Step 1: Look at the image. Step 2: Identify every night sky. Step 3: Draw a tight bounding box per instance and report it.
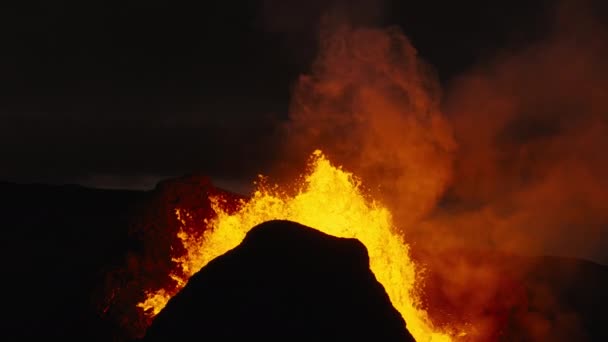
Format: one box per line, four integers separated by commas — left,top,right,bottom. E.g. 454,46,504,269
1,0,559,190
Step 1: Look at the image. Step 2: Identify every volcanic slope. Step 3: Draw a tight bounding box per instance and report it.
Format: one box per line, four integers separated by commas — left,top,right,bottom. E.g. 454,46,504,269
142,220,416,342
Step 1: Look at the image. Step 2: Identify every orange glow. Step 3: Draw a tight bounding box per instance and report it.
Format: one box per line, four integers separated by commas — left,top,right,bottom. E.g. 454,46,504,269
138,150,458,341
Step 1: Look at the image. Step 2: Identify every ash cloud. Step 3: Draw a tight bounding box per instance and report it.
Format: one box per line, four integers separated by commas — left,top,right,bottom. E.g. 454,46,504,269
276,0,608,265
280,18,455,225
414,2,608,338
271,4,608,338
422,0,608,264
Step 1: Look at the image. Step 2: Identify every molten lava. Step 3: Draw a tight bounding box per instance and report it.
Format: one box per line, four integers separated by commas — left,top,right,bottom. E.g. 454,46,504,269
138,150,456,341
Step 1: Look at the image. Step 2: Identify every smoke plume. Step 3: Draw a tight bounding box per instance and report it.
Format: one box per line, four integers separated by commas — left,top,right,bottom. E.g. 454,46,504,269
277,2,607,339
423,0,608,263
280,0,608,264
283,17,456,226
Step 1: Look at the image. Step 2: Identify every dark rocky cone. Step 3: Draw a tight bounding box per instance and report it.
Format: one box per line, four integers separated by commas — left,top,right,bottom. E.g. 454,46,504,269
143,220,416,342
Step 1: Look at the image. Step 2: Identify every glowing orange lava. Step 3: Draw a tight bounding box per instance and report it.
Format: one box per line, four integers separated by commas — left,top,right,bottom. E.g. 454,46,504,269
138,150,455,341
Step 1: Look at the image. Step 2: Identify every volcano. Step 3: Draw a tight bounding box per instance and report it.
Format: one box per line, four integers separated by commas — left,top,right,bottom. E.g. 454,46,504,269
2,176,608,341
143,220,415,341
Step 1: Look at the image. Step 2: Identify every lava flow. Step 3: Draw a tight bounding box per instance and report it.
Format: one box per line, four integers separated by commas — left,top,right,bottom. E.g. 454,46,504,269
138,150,458,341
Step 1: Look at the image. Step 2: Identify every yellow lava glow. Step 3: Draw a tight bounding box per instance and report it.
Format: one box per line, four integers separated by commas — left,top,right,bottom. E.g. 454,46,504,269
138,150,453,341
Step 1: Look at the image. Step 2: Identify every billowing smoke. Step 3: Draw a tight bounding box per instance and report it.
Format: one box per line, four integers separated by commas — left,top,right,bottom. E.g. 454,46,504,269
278,0,608,264
422,0,608,263
282,17,455,226
273,1,607,339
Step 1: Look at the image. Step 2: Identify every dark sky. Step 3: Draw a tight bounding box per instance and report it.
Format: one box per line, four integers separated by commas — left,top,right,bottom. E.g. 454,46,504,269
0,0,581,190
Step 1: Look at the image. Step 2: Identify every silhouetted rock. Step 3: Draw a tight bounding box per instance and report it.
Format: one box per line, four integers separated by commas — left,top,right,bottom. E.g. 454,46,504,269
143,220,415,342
